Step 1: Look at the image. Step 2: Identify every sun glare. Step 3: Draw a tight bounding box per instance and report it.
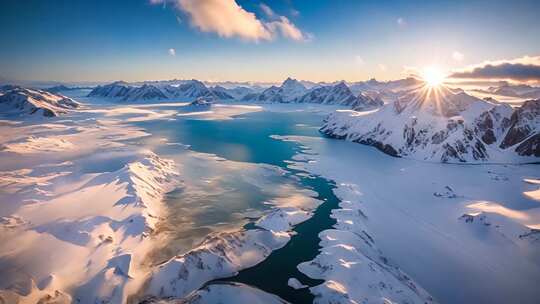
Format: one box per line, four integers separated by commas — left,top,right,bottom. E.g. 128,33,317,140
421,66,446,87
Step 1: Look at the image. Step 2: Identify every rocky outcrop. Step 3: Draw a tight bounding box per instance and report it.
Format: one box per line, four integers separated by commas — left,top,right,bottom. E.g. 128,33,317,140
499,99,540,156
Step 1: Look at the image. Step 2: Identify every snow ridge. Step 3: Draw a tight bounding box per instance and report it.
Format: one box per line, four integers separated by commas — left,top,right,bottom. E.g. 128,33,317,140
0,85,80,117
242,78,383,109
88,80,234,102
321,84,540,163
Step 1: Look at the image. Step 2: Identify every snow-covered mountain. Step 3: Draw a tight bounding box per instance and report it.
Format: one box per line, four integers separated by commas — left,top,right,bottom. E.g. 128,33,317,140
127,84,169,101
88,81,168,101
349,77,422,94
46,85,92,94
164,80,226,101
241,78,383,110
297,81,383,110
87,81,135,99
321,84,540,163
211,85,254,100
486,83,540,99
242,77,307,103
0,85,80,117
88,80,234,102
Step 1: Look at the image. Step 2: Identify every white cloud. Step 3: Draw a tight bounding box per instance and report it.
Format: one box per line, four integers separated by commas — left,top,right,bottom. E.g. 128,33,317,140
452,51,464,61
168,48,176,56
355,56,365,65
378,64,387,71
260,3,275,19
267,16,308,41
176,0,272,41
152,0,308,42
397,17,406,27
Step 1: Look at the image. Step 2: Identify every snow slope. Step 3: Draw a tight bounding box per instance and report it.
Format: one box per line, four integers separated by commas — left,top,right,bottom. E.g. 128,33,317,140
0,150,178,304
277,134,540,304
0,85,80,117
321,84,540,163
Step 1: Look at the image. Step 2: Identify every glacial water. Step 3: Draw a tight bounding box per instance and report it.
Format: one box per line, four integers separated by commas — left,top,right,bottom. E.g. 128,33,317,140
134,109,340,303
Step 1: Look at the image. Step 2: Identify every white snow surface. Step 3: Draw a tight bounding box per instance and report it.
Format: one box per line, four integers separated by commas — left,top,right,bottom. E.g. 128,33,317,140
287,278,308,290
277,134,540,304
146,282,288,304
145,229,290,299
0,149,178,304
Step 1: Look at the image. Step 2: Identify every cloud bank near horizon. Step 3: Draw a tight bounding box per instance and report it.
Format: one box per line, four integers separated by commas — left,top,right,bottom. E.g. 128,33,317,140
451,55,540,82
151,0,308,42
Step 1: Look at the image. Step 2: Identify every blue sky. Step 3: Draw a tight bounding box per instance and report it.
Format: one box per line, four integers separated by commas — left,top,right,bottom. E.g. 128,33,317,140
1,0,539,83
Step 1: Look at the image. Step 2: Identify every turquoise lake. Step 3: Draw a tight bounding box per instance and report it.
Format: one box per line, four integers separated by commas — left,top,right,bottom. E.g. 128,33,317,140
133,108,341,303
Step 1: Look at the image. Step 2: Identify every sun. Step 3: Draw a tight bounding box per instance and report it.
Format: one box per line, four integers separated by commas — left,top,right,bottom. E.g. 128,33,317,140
421,66,446,87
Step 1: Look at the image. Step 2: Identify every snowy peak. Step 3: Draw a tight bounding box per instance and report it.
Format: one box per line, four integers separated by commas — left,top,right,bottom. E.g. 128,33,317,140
242,79,384,110
88,80,234,102
0,86,80,117
211,85,250,100
281,77,307,94
296,81,382,109
88,82,132,99
296,81,357,105
126,84,168,101
243,77,308,103
321,87,540,163
395,85,489,117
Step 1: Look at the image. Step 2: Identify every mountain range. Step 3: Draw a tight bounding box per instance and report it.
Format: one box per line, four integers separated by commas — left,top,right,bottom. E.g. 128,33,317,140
87,78,385,110
321,84,539,163
88,80,233,102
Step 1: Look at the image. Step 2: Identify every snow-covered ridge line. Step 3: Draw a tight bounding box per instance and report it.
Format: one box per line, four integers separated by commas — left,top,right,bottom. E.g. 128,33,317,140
242,78,384,110
87,80,235,102
87,77,386,110
321,85,540,163
0,151,178,303
0,85,80,117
